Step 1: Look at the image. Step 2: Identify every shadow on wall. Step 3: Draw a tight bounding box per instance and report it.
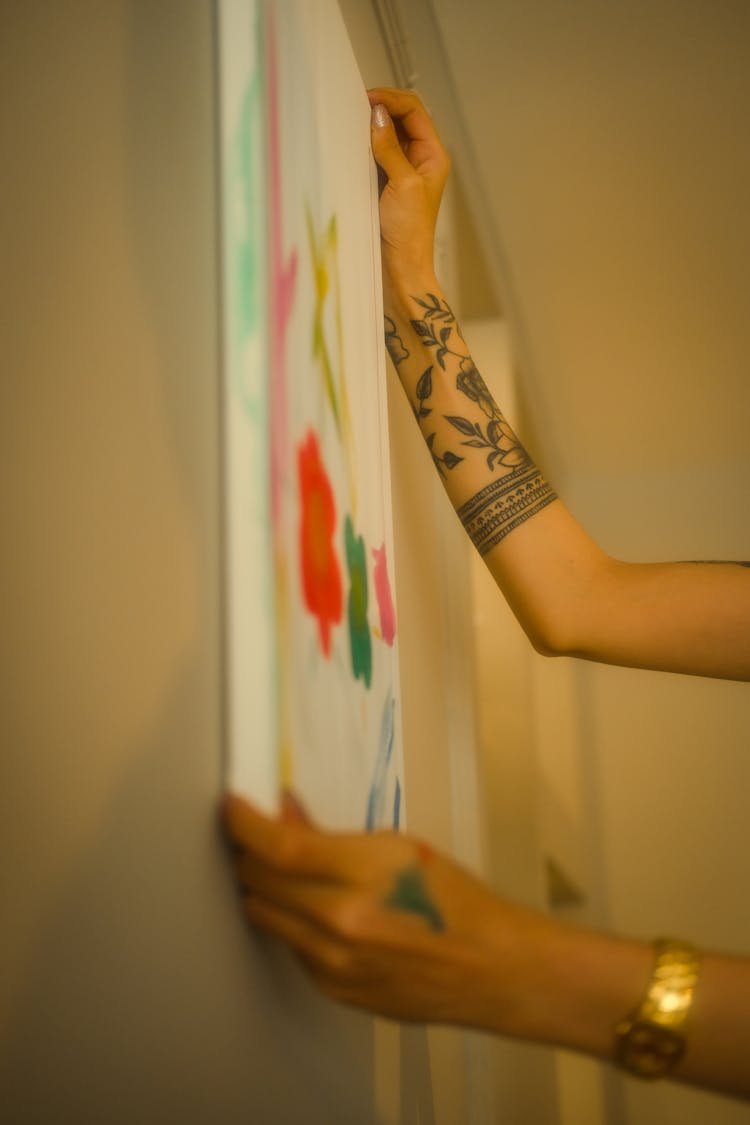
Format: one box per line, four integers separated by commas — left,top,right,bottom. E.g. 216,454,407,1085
1,668,374,1124
0,2,377,1122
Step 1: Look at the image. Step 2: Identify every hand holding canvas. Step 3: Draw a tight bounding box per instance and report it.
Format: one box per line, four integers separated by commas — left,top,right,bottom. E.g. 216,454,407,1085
368,87,449,288
222,792,562,1032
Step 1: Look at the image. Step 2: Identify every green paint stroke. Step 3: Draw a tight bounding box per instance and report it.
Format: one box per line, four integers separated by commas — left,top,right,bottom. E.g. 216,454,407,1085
233,69,261,345
384,866,445,932
345,515,372,687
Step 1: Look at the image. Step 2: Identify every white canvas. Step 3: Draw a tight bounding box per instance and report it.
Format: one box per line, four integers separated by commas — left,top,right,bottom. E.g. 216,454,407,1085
219,0,405,831
218,0,277,810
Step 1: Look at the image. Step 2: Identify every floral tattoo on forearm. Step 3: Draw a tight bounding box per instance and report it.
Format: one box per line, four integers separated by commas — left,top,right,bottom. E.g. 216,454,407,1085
383,294,557,553
384,315,409,367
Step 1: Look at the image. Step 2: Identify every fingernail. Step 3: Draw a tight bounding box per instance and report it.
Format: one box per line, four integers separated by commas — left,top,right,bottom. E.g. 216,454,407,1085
372,103,389,129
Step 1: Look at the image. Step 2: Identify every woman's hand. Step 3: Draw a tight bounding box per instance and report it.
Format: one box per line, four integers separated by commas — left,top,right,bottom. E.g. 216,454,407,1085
367,88,450,290
222,794,750,1098
222,791,555,1031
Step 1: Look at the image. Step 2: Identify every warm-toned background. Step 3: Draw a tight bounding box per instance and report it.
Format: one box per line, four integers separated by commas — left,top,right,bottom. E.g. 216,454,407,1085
2,2,749,1123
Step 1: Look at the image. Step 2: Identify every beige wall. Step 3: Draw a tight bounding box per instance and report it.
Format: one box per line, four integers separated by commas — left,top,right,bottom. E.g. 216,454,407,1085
431,3,750,1124
5,1,748,1122
1,3,494,1123
0,3,379,1121
350,1,750,1121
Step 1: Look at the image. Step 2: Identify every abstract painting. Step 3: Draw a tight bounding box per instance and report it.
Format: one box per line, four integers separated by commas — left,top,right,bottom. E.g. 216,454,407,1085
218,0,404,831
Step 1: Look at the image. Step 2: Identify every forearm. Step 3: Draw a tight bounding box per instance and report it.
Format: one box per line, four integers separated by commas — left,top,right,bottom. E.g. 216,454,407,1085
225,794,750,1101
383,271,555,530
383,270,603,655
383,272,750,680
476,916,750,1099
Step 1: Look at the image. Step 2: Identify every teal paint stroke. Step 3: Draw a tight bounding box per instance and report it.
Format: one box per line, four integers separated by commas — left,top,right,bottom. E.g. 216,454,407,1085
345,515,372,687
365,691,395,830
383,866,445,932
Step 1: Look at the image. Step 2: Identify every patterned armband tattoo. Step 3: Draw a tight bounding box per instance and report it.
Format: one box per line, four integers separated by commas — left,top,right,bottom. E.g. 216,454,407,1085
458,463,557,556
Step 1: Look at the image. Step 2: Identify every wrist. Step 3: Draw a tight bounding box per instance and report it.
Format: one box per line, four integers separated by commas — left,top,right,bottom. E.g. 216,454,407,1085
381,259,442,319
479,915,653,1058
531,925,653,1059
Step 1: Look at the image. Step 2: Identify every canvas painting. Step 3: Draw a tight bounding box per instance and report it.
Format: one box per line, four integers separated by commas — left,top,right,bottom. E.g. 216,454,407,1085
219,0,404,831
218,0,277,810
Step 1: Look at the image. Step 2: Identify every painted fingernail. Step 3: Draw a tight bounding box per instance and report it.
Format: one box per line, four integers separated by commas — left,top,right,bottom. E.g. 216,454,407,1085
372,103,389,129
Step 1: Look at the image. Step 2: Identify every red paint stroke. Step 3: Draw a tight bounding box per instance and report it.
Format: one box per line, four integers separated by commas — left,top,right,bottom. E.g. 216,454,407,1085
267,7,298,532
371,543,396,646
416,842,434,866
298,430,343,656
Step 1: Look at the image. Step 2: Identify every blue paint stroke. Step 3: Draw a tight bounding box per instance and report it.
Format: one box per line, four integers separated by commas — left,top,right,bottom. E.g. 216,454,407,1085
392,777,401,830
365,691,395,831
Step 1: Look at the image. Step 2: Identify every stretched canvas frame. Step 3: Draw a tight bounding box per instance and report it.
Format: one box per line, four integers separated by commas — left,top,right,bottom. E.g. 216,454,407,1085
218,0,405,831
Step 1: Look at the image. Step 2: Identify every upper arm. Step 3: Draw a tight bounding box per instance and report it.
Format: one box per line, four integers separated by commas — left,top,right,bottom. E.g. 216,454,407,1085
485,500,750,681
557,556,750,681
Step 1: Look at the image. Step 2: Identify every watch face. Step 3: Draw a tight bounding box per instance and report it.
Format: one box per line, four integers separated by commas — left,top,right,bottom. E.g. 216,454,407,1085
617,1021,686,1079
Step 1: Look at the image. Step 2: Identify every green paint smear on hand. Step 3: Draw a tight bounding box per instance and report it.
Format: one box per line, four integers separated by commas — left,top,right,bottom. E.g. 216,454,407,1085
345,515,372,687
384,866,445,932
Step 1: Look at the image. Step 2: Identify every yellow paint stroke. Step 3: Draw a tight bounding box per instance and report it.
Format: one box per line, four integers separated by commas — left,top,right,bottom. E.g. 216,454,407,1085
306,207,358,517
274,547,295,789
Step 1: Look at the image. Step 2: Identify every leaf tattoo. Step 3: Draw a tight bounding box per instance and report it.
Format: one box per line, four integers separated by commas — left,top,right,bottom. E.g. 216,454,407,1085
445,413,528,471
443,415,477,437
414,366,433,418
413,293,453,322
413,363,461,472
409,295,465,371
426,432,463,477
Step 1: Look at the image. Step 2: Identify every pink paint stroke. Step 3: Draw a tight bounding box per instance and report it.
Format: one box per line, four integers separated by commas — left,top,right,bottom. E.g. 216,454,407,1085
371,543,396,646
267,6,298,532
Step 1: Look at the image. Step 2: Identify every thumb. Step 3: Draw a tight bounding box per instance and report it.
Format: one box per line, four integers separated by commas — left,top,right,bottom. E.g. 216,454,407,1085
370,103,413,187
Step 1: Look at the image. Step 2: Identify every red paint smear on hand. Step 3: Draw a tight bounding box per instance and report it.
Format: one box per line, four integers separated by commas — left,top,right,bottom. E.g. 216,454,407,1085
298,430,343,656
371,543,396,646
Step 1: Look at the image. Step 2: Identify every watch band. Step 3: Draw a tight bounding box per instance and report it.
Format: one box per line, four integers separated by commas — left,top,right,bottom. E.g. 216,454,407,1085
614,938,701,1079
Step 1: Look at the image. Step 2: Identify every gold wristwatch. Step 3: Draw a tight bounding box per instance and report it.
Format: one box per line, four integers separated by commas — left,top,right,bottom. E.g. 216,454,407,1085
614,939,701,1079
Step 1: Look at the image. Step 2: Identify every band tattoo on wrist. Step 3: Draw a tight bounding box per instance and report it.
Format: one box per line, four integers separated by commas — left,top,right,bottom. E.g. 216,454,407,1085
458,467,557,556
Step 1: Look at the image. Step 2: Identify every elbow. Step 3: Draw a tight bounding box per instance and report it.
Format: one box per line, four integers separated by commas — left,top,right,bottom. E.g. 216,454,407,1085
530,634,563,659
523,614,574,660
514,552,615,661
